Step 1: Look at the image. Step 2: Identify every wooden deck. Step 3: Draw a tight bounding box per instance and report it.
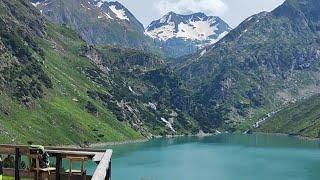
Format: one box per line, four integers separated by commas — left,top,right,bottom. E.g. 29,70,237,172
0,144,112,180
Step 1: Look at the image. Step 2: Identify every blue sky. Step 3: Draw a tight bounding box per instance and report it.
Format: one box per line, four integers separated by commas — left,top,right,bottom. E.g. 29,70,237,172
117,0,285,28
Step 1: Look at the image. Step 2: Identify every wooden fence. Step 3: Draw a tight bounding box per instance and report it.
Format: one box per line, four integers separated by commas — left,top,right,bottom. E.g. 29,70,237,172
0,144,112,180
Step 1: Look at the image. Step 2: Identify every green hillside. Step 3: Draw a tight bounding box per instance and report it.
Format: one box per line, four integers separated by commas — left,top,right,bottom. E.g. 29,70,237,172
257,95,320,138
0,0,200,145
0,0,141,145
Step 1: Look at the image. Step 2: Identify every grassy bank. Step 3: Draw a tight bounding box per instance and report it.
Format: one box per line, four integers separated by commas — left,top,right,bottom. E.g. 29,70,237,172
257,95,320,138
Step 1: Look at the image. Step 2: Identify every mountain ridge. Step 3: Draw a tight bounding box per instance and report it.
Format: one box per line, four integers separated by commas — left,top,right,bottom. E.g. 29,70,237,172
146,11,230,42
31,0,159,52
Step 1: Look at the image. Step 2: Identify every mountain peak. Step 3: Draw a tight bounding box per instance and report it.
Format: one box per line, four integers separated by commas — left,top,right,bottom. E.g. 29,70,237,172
192,12,208,18
145,12,231,43
272,0,320,22
166,11,177,16
156,12,211,26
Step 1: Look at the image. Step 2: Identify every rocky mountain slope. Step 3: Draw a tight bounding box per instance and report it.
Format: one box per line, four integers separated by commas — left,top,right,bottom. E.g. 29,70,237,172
146,12,231,58
31,0,158,52
173,0,320,132
80,45,200,137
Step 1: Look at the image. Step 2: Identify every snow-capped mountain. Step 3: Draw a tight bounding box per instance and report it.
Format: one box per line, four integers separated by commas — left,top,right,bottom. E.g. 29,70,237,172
146,12,231,43
145,12,231,57
31,0,155,50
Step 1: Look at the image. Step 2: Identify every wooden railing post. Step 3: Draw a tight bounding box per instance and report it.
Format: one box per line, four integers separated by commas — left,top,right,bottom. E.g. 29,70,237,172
106,161,111,180
0,155,3,180
56,154,62,180
15,148,21,180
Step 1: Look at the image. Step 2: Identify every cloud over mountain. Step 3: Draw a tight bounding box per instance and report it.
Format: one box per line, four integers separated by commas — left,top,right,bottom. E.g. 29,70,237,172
155,0,228,16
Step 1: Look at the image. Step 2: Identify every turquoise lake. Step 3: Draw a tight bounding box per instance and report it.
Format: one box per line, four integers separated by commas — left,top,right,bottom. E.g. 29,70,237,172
89,133,320,180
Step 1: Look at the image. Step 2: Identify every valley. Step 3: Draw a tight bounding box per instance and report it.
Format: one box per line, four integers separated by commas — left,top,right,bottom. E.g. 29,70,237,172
0,0,320,146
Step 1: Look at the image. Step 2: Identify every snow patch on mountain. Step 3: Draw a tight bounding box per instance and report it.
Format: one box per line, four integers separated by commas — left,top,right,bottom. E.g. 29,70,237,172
148,102,157,110
31,0,49,7
98,11,113,20
94,0,108,8
128,86,136,94
176,20,217,41
145,22,175,41
213,30,229,43
200,49,207,57
161,117,176,132
91,1,131,21
109,5,129,21
31,2,41,7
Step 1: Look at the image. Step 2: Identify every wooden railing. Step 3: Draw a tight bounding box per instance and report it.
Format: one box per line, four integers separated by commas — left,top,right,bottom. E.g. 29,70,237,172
0,144,112,180
91,150,112,180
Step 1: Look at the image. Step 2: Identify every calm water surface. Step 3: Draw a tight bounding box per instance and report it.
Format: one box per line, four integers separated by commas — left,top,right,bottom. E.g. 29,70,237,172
89,133,320,180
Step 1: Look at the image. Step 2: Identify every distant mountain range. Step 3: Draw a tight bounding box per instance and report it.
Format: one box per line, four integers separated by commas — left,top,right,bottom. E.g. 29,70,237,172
31,0,231,58
145,12,231,57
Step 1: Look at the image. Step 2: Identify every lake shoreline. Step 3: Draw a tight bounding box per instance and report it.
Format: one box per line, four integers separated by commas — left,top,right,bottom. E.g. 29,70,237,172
55,132,217,149
89,132,218,148
56,131,320,149
255,132,320,141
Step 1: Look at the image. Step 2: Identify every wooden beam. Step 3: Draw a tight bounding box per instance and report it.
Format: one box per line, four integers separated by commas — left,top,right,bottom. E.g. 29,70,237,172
0,146,29,155
45,147,106,153
46,149,100,158
91,150,112,180
15,148,20,180
0,144,105,156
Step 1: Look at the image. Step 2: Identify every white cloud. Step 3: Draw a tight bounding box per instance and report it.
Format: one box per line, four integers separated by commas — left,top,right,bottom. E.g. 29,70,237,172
155,0,228,16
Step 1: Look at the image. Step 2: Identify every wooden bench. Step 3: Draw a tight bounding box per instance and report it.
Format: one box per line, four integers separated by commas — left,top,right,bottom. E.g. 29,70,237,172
65,156,88,180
